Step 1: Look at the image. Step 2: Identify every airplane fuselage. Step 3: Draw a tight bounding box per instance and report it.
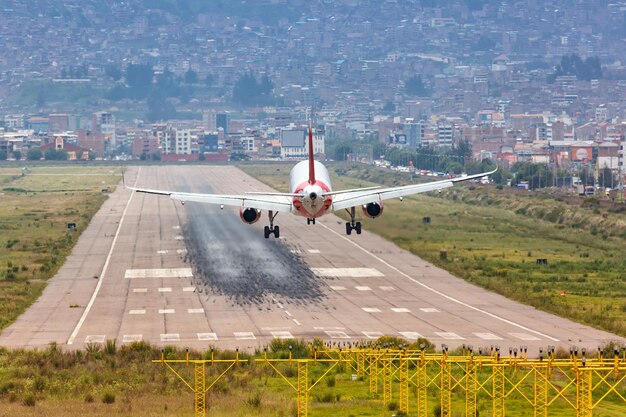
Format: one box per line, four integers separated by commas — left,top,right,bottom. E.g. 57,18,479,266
289,160,333,218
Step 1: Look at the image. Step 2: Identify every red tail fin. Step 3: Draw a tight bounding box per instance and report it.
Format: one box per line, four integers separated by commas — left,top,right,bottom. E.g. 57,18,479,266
308,126,316,184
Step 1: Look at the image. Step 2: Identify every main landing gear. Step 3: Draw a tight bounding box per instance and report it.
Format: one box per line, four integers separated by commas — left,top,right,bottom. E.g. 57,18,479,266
264,210,280,239
345,207,361,235
307,218,316,225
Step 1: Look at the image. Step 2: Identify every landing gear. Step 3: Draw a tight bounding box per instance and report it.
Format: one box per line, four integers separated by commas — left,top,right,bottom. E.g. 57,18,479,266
345,207,361,235
307,218,316,225
264,210,280,239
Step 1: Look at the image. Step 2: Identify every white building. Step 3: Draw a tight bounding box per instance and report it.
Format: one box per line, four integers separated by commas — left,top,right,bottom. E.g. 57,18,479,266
280,128,325,159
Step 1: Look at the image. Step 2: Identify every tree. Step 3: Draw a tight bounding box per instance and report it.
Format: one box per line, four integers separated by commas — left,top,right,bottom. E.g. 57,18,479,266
405,75,430,97
184,69,198,85
12,150,21,160
27,148,43,161
105,64,122,81
0,150,7,161
232,71,275,106
151,151,161,161
44,147,58,160
147,91,177,121
382,101,396,114
125,63,153,99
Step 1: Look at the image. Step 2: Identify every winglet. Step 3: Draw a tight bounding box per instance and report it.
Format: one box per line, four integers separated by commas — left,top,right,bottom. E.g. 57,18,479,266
308,124,316,185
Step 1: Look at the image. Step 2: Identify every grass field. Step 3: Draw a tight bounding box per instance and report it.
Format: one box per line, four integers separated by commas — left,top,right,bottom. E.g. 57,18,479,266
0,166,120,330
238,162,626,338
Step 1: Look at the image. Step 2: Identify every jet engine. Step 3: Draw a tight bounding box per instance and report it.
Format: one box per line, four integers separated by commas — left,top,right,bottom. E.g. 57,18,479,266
239,207,261,224
362,201,384,218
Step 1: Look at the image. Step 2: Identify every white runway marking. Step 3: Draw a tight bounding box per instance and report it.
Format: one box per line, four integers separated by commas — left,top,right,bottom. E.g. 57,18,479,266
308,249,321,254
123,334,142,343
84,335,106,343
176,249,187,254
161,334,180,342
67,174,138,345
234,332,256,340
290,249,301,254
188,308,204,314
198,333,218,341
158,287,173,292
132,288,148,293
175,235,184,240
436,332,465,340
271,331,294,339
325,331,350,339
330,286,346,291
293,319,301,326
318,222,560,342
129,309,146,315
474,332,503,340
362,331,384,339
362,307,381,313
157,250,169,254
399,332,423,340
285,311,293,317
172,226,180,230
311,267,384,277
125,268,193,279
509,332,541,341
420,308,440,313
356,286,372,291
380,286,395,291
391,308,411,313
159,309,175,314
183,287,196,292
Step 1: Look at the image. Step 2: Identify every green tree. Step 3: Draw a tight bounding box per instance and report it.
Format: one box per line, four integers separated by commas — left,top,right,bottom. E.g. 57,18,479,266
0,150,7,160
12,150,21,160
405,75,429,96
232,71,275,106
184,69,198,85
105,64,122,81
382,101,396,114
125,64,153,99
44,148,58,160
151,151,161,161
146,91,177,121
27,148,43,161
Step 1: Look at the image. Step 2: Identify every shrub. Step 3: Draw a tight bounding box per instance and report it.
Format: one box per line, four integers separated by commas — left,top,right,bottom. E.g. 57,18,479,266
102,391,116,404
246,392,261,409
22,393,36,407
325,375,336,387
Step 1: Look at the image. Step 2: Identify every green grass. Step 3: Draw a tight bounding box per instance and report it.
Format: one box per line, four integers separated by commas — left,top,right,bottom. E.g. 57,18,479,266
0,166,120,329
238,162,626,337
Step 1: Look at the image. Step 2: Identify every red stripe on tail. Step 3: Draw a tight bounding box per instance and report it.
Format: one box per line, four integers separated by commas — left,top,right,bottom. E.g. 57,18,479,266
308,126,316,184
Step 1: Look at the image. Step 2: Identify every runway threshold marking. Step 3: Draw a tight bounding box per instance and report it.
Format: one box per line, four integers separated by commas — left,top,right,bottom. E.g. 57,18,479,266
123,334,142,343
325,331,350,339
198,333,218,341
234,332,256,340
271,331,294,339
124,268,193,279
84,335,106,343
362,331,384,339
311,268,384,277
399,332,423,340
474,332,503,340
67,171,139,346
436,332,464,340
318,222,560,342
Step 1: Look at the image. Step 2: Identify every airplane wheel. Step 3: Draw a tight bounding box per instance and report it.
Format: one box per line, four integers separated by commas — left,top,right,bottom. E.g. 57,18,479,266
355,222,362,234
346,222,352,235
264,226,270,239
274,226,280,238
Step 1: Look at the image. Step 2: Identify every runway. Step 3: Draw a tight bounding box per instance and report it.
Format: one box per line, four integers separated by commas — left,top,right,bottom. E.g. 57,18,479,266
1,165,623,354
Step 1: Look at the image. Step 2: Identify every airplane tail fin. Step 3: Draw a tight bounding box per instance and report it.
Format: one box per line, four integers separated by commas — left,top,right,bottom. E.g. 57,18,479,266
308,125,316,185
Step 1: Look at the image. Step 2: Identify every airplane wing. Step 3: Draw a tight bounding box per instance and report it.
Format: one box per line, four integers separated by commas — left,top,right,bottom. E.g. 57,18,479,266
330,169,497,211
128,186,294,213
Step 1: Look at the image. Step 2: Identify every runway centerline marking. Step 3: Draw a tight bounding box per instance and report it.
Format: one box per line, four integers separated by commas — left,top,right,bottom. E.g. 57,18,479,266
391,308,411,313
356,286,372,291
159,309,175,314
132,288,148,293
318,222,560,342
188,308,204,314
67,171,139,345
362,307,381,313
129,309,146,315
420,308,440,313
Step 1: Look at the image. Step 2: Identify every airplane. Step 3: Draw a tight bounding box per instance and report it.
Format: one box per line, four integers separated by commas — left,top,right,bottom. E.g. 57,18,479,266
128,127,496,239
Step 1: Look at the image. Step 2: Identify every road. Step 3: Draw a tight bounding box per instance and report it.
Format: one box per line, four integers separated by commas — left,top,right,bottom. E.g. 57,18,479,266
0,165,622,354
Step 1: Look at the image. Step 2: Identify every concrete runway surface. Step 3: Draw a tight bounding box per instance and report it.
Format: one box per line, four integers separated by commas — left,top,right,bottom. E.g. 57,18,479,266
1,165,623,354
